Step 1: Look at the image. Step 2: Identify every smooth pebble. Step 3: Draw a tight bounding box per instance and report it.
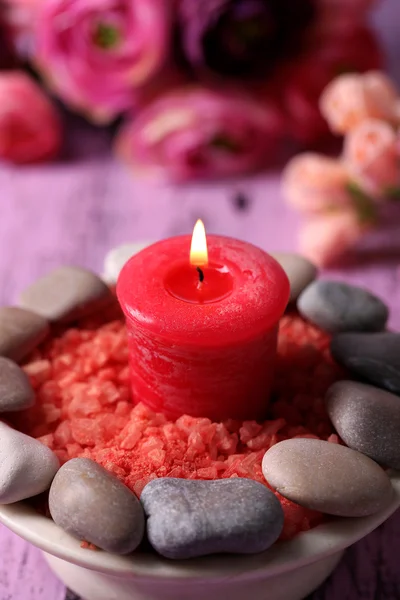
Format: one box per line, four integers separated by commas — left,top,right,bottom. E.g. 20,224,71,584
262,438,392,517
49,458,145,554
326,380,400,469
19,266,112,323
298,280,388,333
0,307,49,362
141,477,284,559
271,253,317,303
103,242,152,284
0,357,35,412
331,332,400,394
0,422,59,503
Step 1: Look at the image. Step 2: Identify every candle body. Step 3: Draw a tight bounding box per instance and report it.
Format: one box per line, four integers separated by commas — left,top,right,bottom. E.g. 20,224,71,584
117,235,289,421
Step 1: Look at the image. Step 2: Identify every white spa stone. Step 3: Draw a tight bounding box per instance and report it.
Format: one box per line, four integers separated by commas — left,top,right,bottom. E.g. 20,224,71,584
0,422,59,504
103,242,153,284
19,266,112,323
270,253,317,303
0,357,35,412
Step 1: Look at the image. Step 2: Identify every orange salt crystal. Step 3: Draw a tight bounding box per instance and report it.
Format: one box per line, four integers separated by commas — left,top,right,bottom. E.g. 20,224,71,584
8,313,344,541
80,541,99,551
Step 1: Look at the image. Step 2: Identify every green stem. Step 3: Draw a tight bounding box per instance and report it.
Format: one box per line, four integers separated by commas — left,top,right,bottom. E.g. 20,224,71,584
346,182,378,225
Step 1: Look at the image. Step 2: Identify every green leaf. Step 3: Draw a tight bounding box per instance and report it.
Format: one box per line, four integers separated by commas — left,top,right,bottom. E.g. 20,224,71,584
346,182,378,225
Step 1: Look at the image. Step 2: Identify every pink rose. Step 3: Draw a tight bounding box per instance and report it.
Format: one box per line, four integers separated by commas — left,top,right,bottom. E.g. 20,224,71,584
0,71,61,163
35,0,171,122
320,72,399,135
116,86,283,182
282,153,353,213
298,210,370,267
343,118,399,197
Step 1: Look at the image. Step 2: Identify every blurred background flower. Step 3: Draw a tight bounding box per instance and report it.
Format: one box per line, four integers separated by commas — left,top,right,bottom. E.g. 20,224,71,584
279,27,382,144
174,0,382,147
298,210,373,267
116,86,283,182
34,0,172,122
0,0,385,177
282,154,354,213
175,0,316,79
282,69,400,268
343,118,400,197
320,71,399,134
0,71,61,163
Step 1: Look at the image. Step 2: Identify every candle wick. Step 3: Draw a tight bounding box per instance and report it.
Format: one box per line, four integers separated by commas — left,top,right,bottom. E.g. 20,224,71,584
196,267,205,284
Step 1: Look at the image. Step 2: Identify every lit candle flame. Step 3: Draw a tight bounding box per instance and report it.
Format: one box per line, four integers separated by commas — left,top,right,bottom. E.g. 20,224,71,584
190,219,208,267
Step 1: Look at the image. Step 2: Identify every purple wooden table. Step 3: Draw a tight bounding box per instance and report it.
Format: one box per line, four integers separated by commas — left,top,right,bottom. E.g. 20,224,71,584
1,1,400,598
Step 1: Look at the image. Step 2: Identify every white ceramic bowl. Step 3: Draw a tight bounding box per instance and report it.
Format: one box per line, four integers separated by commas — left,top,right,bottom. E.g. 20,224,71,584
0,470,399,600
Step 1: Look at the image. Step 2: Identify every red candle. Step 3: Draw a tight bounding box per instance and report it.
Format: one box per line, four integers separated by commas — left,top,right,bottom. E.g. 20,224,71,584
117,222,289,421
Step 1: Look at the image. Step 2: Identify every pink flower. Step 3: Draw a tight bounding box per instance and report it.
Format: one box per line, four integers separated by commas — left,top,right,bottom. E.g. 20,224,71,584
282,153,353,213
175,0,376,82
116,86,283,182
35,0,172,122
343,119,399,197
320,72,399,135
0,71,61,163
298,210,370,267
280,27,382,144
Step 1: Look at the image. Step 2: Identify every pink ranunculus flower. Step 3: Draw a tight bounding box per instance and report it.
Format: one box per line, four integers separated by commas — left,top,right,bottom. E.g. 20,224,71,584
0,71,61,163
320,71,399,136
35,0,171,122
282,153,354,213
298,210,370,267
343,118,399,197
116,86,283,182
